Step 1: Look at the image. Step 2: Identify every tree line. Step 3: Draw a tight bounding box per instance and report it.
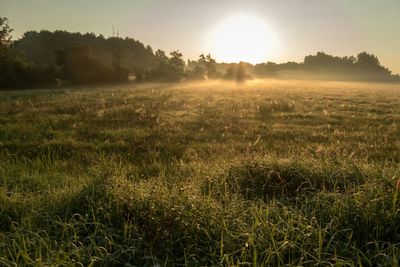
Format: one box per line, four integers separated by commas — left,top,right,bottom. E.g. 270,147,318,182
1,17,399,89
253,52,400,81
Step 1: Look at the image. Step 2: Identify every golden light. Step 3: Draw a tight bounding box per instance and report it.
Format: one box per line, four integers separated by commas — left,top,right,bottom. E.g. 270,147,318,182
208,14,280,64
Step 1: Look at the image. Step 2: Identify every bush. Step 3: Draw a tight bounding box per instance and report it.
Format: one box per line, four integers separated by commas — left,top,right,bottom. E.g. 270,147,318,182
0,56,57,89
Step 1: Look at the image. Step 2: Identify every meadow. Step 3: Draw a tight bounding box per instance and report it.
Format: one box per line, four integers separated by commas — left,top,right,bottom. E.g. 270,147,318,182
0,80,399,266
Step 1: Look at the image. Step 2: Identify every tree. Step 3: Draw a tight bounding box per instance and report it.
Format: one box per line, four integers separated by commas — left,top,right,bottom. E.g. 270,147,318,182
357,52,380,67
354,52,391,80
357,52,381,69
154,49,169,65
14,30,158,75
185,54,220,80
169,50,185,75
223,62,253,82
0,17,12,57
0,17,57,89
198,54,219,79
137,49,185,82
55,44,127,84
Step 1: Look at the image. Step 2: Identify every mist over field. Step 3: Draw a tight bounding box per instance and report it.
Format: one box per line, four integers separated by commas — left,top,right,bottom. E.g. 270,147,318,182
1,1,400,265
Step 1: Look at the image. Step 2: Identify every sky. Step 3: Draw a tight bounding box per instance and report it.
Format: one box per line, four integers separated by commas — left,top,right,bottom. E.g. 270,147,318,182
2,0,400,74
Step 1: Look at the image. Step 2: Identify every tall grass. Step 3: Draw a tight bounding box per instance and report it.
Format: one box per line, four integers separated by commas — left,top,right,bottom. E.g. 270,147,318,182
0,80,399,266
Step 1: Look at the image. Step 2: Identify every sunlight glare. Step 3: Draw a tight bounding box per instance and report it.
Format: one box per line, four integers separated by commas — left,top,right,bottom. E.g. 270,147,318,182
209,15,279,64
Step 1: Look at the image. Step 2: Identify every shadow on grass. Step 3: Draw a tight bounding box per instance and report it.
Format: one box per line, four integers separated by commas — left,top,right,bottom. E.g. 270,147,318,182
203,159,367,201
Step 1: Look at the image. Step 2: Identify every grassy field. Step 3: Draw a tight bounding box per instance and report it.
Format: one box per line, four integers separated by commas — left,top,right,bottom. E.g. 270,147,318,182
0,80,399,266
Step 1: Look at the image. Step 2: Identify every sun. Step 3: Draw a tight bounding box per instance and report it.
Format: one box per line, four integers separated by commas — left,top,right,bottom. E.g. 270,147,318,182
208,14,279,64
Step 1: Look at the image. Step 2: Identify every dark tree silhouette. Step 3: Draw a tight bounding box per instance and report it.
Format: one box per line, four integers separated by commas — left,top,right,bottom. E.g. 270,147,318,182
0,17,56,89
138,50,186,82
357,52,380,66
0,17,12,58
1,17,399,88
254,51,396,82
55,44,127,84
14,31,158,75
